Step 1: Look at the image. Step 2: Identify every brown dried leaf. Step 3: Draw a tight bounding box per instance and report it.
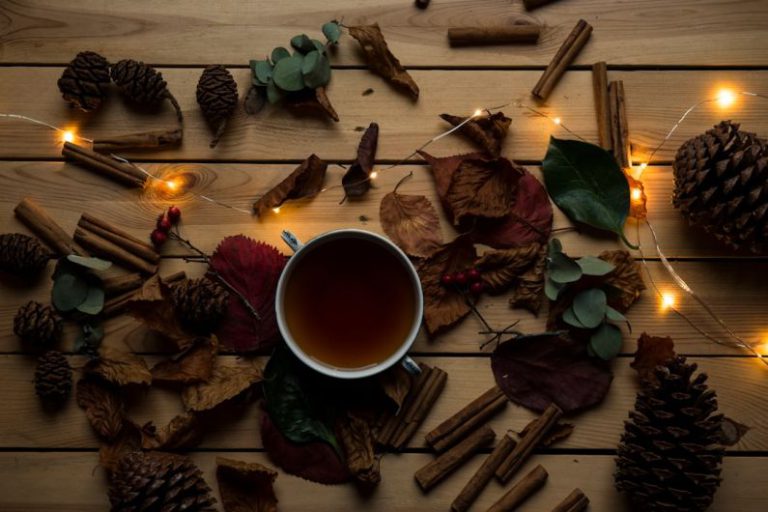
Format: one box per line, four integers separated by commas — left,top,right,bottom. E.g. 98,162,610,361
76,376,125,441
445,157,521,226
253,155,328,216
600,249,646,310
285,86,339,122
182,360,264,412
126,274,192,347
419,151,485,202
348,24,419,100
720,417,750,447
85,344,152,387
342,123,379,199
244,85,267,116
475,243,543,293
141,413,204,451
99,421,142,475
377,364,413,410
518,419,574,447
631,333,676,383
380,191,442,257
216,457,279,512
336,411,380,488
151,337,218,385
509,244,547,314
440,112,511,158
417,236,477,335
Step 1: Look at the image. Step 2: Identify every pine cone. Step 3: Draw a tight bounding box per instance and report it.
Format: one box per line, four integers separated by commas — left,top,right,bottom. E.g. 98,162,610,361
57,51,111,111
172,278,229,334
196,65,238,148
673,121,768,253
35,350,72,403
111,59,169,106
13,301,62,349
615,356,724,512
0,233,52,276
109,451,216,512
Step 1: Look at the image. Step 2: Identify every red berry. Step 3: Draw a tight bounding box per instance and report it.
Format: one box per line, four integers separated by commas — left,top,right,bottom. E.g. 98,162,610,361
167,205,181,223
470,281,485,295
441,273,455,286
455,271,468,285
467,267,481,281
156,215,172,232
150,229,167,247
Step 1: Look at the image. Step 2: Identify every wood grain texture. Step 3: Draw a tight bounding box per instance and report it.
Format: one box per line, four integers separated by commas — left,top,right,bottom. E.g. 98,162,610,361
1,68,767,162
0,452,764,511
2,0,768,66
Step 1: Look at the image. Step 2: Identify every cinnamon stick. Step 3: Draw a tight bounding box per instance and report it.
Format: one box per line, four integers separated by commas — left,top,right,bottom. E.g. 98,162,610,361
79,213,159,264
448,26,541,47
415,425,495,492
609,80,631,168
451,434,517,512
74,227,157,275
14,198,87,256
103,270,185,317
551,488,589,512
592,62,612,150
93,128,183,152
487,464,548,512
532,19,592,101
495,403,562,483
103,273,144,297
426,385,507,452
62,142,147,187
523,0,562,10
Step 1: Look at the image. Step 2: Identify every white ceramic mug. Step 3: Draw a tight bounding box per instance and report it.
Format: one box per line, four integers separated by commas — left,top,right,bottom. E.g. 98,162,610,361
275,229,423,379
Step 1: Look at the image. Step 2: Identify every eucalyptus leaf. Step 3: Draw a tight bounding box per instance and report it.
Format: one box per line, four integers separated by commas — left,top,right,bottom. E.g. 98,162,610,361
75,323,104,355
290,34,315,54
590,322,623,360
572,288,607,329
272,54,305,92
311,39,326,53
266,80,284,103
576,255,615,276
66,254,112,271
548,238,563,255
562,306,587,329
322,21,341,44
302,51,331,89
542,137,636,248
548,252,582,284
253,60,274,85
77,283,105,315
545,278,563,301
606,305,631,333
52,273,89,312
271,47,291,63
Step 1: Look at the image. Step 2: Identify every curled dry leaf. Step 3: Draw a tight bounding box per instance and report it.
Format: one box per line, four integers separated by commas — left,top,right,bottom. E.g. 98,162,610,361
440,112,511,158
336,410,381,488
445,157,521,226
151,337,218,385
126,274,191,348
417,236,477,335
85,344,152,387
253,155,328,216
599,249,646,310
99,421,142,475
510,245,548,313
348,24,419,100
377,364,413,410
491,333,613,414
76,376,125,442
182,359,264,412
476,243,543,293
631,333,676,383
285,86,339,122
720,417,750,447
518,419,575,447
141,413,204,451
342,122,379,199
216,457,279,512
419,151,485,200
380,190,442,258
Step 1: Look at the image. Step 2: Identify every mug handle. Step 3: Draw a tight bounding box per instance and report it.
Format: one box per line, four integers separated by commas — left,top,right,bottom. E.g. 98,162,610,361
281,230,304,253
401,356,422,375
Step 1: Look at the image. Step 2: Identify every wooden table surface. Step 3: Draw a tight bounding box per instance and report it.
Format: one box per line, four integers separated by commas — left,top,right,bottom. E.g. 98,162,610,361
2,1,768,510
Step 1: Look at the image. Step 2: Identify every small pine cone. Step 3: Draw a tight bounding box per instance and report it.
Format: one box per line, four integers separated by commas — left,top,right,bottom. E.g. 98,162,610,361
111,59,169,105
109,451,216,512
172,278,229,334
196,65,238,148
35,350,72,403
0,233,52,276
57,51,111,111
13,301,63,349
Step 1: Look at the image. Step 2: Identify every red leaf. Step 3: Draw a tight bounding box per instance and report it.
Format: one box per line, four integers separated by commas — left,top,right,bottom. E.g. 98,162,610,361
491,333,613,414
260,410,350,485
630,333,676,384
209,236,287,352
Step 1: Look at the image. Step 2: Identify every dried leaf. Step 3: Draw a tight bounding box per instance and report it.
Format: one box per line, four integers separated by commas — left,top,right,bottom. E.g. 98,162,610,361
210,236,288,352
445,157,522,226
419,151,485,202
216,457,279,512
379,191,442,257
491,333,613,414
126,274,192,346
151,337,218,385
510,245,547,313
377,364,413,410
348,24,419,100
417,236,477,335
253,155,328,216
76,376,125,441
631,333,676,383
261,410,350,485
141,413,204,450
342,123,379,199
720,417,750,447
440,112,511,158
599,250,646,310
244,85,267,116
285,86,339,122
518,419,574,447
475,243,543,293
336,410,380,487
85,344,152,387
99,421,141,475
182,359,264,412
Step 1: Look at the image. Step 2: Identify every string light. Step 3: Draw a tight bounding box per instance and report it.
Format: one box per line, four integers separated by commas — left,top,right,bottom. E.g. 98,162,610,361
272,207,281,214
631,187,643,202
716,88,737,109
660,292,676,311
552,117,562,126
62,130,75,143
473,109,483,117
369,170,378,180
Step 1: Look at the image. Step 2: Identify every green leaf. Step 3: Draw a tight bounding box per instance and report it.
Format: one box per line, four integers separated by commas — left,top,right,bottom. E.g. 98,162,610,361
75,323,104,355
311,39,326,53
253,60,273,85
290,34,315,54
590,323,623,360
77,281,105,315
562,306,587,329
542,137,636,248
266,80,284,103
272,54,305,92
66,254,112,271
271,47,291,63
605,305,631,333
576,255,614,276
548,252,582,284
572,288,607,328
544,278,564,301
548,238,563,255
322,21,341,44
52,272,89,312
301,51,331,89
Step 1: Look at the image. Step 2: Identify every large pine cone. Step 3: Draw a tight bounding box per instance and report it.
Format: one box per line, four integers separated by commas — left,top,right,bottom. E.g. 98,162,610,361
13,301,62,349
111,59,170,106
0,233,52,276
172,278,229,335
35,350,72,403
615,356,724,511
109,451,216,512
196,65,238,148
57,51,111,111
673,121,768,253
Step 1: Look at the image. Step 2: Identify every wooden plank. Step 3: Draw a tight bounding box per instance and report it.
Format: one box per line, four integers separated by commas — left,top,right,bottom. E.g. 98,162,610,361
0,451,763,511
2,1,768,67
1,68,767,162
1,355,765,451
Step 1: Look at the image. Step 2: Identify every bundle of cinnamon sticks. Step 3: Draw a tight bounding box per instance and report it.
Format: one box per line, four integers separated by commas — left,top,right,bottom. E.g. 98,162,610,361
74,213,159,275
62,142,148,188
532,19,593,101
592,61,631,168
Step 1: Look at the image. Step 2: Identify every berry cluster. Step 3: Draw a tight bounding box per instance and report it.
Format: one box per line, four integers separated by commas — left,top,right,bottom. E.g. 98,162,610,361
151,205,181,247
441,267,485,295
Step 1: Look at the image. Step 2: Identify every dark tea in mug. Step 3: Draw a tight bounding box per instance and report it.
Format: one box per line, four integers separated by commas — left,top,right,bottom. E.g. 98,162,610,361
283,236,417,369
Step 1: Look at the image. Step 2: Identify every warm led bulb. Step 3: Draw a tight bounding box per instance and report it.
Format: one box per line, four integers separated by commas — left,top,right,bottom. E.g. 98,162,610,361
62,131,75,143
661,292,676,310
631,187,643,201
553,117,562,126
473,109,483,117
165,180,178,191
370,171,378,180
272,207,281,214
716,89,736,109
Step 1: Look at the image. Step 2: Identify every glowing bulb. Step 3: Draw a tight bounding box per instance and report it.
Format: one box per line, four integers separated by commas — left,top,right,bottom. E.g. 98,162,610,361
638,163,648,171
62,130,75,143
553,117,562,126
631,187,643,202
716,89,736,109
473,109,483,117
661,292,676,310
165,180,178,191
370,171,378,180
272,207,281,214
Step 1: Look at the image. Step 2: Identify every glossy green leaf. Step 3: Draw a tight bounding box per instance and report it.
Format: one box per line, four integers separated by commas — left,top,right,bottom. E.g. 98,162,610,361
548,252,582,284
590,323,623,360
302,51,331,89
266,80,284,103
52,273,89,312
322,21,341,44
573,288,607,328
290,34,315,54
253,60,273,85
542,137,635,248
271,47,291,63
562,306,587,329
272,54,305,92
66,254,112,271
576,255,614,276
